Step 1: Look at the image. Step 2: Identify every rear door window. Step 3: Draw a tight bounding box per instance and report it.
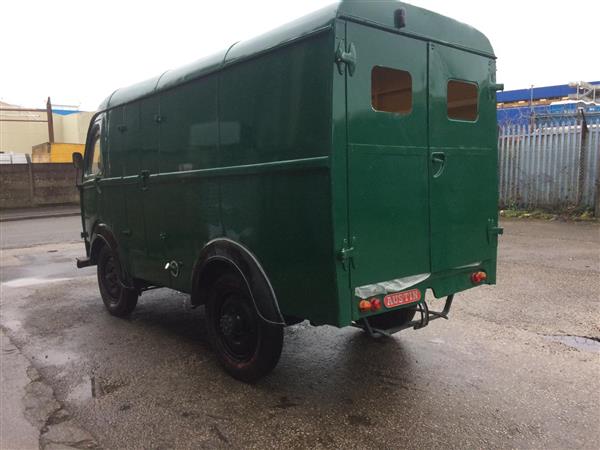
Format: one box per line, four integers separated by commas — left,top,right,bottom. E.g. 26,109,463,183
447,80,478,121
371,66,412,114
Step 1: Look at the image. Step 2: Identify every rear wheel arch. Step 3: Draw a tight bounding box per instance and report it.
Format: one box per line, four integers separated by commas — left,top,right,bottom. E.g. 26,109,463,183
191,238,285,326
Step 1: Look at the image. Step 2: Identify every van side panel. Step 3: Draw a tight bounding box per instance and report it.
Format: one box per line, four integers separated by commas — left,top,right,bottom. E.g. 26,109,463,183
158,76,220,292
218,30,337,324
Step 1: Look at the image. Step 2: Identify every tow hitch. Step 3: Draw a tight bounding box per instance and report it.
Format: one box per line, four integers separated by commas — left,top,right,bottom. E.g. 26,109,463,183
354,294,454,339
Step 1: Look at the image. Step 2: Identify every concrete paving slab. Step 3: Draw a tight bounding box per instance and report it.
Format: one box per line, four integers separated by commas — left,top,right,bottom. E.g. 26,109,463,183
0,329,40,450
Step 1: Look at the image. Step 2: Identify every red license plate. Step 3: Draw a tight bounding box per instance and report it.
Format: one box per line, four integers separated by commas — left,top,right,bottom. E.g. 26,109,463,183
384,289,421,309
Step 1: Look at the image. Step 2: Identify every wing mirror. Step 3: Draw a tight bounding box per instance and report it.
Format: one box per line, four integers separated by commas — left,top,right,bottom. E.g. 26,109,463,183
72,152,83,169
72,152,84,187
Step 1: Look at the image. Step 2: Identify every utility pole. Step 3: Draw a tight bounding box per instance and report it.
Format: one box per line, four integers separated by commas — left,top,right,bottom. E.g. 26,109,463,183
46,97,54,143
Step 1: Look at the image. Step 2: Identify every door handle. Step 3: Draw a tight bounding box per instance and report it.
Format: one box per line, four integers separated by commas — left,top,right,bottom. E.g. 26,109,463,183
431,152,446,178
140,170,150,190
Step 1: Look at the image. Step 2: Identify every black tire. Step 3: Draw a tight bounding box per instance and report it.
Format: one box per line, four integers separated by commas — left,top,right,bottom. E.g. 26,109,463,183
97,245,138,317
205,272,283,382
367,307,416,331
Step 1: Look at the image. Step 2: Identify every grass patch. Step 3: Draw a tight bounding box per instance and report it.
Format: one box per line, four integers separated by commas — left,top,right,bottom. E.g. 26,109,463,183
500,207,597,222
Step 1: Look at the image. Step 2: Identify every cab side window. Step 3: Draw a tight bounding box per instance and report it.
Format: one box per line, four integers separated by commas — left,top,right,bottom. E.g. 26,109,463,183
447,80,478,121
85,128,103,176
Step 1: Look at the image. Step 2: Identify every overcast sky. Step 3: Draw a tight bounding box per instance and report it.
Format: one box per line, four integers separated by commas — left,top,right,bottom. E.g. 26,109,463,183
1,0,596,110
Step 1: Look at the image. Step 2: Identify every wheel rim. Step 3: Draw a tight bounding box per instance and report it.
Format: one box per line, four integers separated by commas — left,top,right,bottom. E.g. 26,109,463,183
216,294,259,362
101,255,121,302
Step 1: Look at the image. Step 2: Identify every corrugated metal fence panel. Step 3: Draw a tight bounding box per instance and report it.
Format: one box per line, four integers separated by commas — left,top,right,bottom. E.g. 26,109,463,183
498,117,600,210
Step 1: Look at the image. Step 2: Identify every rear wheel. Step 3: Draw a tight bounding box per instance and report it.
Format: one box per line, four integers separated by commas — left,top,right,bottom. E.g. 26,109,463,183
97,245,138,317
205,272,283,382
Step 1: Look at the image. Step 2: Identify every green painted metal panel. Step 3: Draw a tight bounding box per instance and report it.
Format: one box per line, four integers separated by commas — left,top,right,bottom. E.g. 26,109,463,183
157,51,226,92
428,43,499,275
104,107,130,270
135,96,170,287
330,19,352,326
218,31,337,324
345,22,431,289
218,32,332,167
158,76,220,292
120,102,147,280
338,0,494,57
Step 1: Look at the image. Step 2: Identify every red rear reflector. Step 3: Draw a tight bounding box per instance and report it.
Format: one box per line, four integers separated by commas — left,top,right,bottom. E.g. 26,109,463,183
383,289,421,309
358,299,372,312
471,271,487,284
370,298,382,312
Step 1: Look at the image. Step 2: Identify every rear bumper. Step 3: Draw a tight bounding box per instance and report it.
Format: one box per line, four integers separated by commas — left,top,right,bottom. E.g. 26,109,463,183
350,260,496,322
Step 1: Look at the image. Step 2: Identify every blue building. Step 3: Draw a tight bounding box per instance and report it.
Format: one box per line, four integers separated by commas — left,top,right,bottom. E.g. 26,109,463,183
497,81,600,125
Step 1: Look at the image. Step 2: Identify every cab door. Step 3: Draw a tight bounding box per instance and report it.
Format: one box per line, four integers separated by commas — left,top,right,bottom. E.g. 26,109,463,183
345,22,430,288
428,44,499,271
81,118,105,242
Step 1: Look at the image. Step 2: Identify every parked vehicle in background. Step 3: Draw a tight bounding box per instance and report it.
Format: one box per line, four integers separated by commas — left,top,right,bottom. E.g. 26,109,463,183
74,0,502,382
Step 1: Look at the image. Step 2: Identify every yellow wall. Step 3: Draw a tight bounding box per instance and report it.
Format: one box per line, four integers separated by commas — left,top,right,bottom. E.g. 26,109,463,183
50,143,84,163
32,143,85,163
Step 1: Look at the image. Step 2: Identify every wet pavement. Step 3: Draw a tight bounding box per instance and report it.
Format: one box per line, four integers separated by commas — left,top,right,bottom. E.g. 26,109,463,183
1,215,81,249
0,217,599,449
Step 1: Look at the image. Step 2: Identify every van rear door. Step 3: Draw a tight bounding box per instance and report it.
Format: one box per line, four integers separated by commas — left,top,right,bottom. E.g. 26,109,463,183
345,22,430,289
428,44,498,272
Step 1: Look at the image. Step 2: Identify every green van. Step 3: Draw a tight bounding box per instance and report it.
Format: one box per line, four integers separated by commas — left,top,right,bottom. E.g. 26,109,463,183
75,0,502,381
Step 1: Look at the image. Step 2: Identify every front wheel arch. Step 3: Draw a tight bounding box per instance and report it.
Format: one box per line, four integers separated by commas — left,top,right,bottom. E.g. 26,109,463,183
89,223,119,265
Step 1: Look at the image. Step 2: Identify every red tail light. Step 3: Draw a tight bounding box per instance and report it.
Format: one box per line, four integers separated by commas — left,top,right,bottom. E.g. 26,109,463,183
359,299,372,312
370,298,382,312
471,271,487,284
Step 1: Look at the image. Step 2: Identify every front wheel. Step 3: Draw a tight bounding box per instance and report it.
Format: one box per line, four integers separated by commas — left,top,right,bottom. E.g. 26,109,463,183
97,245,138,317
205,273,283,382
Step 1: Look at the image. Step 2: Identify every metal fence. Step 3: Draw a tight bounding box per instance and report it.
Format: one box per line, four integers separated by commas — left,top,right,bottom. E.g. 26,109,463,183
498,115,600,212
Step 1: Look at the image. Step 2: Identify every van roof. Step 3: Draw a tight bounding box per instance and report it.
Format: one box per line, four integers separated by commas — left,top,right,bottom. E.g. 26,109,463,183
99,0,494,111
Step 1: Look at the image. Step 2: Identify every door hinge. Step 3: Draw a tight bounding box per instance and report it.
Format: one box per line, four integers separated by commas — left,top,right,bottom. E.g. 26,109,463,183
338,237,357,270
487,220,504,242
335,41,357,76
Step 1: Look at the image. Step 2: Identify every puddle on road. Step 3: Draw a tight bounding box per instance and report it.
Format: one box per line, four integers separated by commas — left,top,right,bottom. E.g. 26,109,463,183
544,335,600,353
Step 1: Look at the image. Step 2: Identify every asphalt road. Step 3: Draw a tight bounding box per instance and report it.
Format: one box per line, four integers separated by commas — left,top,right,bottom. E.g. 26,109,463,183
1,215,81,250
1,216,599,449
